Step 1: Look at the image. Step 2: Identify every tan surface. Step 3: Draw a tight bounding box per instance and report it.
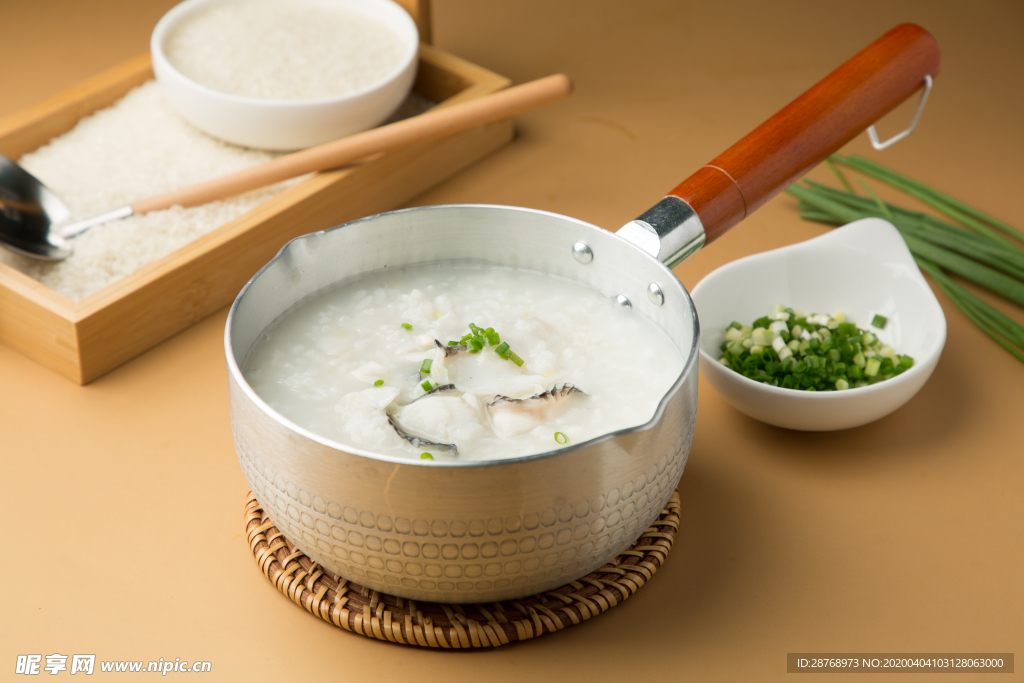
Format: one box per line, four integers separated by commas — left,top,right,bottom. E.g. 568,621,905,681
1,1,1021,680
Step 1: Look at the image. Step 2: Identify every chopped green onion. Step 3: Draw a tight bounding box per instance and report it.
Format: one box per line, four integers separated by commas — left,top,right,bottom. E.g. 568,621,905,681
401,323,412,330
420,380,434,392
554,432,568,445
448,340,459,346
717,305,913,391
871,314,888,329
454,324,524,366
374,379,384,387
419,359,433,373
420,452,434,460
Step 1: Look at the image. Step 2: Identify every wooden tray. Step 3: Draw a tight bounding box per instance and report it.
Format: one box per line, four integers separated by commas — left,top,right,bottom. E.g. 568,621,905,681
0,2,512,384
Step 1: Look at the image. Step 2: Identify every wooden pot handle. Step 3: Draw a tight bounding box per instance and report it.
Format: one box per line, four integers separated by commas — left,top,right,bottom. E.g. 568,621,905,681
670,23,941,244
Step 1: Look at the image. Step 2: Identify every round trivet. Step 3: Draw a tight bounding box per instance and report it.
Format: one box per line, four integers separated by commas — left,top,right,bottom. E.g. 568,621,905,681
245,490,680,648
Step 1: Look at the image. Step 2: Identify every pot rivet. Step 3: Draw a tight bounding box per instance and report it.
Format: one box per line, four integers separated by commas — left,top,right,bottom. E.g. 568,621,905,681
572,242,593,264
614,294,632,309
647,283,664,306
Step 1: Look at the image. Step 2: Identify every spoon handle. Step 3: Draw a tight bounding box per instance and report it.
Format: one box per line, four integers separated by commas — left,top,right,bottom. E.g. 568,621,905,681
669,23,940,245
131,74,573,215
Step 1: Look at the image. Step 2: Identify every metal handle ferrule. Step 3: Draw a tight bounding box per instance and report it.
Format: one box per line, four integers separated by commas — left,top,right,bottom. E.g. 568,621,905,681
616,196,705,268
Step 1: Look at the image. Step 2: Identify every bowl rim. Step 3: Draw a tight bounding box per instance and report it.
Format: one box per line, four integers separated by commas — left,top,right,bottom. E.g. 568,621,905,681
151,0,420,108
224,203,701,468
691,218,947,401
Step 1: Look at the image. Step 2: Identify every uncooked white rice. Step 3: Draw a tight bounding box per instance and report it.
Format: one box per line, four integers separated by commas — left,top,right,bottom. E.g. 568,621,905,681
165,0,408,101
0,81,432,302
0,81,296,302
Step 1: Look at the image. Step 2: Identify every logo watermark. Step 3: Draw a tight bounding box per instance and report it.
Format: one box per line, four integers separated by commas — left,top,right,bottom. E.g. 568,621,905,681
15,655,211,675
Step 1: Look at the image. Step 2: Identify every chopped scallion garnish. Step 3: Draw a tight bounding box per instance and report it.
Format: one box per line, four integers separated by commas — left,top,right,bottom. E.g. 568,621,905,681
717,306,913,391
455,324,524,366
554,432,568,445
401,323,412,330
373,379,384,386
420,452,434,460
871,314,888,329
420,380,434,392
420,359,433,373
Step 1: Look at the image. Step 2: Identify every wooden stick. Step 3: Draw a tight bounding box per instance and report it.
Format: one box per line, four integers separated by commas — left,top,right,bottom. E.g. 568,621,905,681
133,74,572,214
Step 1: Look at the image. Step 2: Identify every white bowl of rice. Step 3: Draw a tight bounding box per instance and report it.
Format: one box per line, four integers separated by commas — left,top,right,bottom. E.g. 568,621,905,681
151,0,419,151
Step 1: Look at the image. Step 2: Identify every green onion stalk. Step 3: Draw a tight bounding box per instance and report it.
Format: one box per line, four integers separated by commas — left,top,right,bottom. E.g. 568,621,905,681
785,154,1024,365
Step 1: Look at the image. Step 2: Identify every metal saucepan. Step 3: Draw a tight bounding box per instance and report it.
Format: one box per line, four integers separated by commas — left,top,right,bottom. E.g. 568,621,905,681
225,25,939,603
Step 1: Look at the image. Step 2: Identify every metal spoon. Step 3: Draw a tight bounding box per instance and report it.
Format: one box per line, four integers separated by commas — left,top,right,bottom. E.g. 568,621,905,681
0,154,77,260
0,74,573,262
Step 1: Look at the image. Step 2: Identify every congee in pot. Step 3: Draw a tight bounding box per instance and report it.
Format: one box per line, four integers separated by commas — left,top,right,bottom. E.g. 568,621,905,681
243,262,685,461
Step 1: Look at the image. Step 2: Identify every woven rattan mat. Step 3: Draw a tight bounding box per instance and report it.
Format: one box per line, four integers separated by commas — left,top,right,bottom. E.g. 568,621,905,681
245,490,679,648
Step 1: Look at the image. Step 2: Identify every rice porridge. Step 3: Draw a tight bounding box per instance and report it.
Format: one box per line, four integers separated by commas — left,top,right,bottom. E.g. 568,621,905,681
243,263,685,461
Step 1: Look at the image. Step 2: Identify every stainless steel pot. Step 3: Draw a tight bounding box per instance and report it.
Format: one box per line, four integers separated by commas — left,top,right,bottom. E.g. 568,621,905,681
225,25,939,602
227,205,697,602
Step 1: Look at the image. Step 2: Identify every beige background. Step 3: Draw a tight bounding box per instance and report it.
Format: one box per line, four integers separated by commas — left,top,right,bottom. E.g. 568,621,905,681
1,1,1022,680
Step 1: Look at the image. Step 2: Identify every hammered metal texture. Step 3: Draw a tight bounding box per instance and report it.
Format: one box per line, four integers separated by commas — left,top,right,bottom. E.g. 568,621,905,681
232,370,696,603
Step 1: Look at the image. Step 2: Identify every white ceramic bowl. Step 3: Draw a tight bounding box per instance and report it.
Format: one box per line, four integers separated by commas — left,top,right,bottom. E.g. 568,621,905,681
691,218,946,431
151,0,419,151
